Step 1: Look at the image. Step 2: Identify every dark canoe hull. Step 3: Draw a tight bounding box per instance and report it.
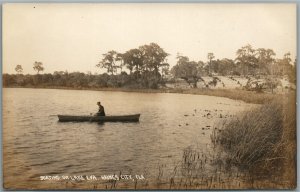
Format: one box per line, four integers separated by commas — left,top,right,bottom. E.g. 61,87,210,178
58,114,140,122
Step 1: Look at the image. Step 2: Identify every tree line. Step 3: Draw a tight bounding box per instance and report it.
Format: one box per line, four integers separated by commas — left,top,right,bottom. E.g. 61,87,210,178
3,43,296,89
171,44,296,87
3,71,139,88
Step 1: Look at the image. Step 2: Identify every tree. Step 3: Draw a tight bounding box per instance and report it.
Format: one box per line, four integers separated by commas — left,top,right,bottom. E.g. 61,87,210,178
15,65,23,74
122,48,144,76
197,61,206,75
171,55,203,88
210,59,221,74
139,43,169,75
121,43,169,88
284,52,292,61
273,52,295,84
235,44,258,75
160,62,170,80
256,48,276,75
218,58,236,75
207,53,215,75
115,53,124,73
256,48,276,92
274,52,292,76
33,61,44,74
97,50,120,75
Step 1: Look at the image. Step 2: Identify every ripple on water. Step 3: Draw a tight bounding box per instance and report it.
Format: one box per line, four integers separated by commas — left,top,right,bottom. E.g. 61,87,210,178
30,160,61,167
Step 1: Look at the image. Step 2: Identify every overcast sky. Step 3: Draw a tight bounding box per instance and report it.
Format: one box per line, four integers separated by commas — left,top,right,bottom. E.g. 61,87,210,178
3,3,296,74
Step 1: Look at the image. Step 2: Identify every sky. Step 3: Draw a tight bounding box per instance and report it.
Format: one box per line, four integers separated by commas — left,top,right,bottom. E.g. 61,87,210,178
3,3,297,74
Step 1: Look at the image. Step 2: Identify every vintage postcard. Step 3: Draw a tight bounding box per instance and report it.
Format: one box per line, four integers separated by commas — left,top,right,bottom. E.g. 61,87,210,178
2,3,297,190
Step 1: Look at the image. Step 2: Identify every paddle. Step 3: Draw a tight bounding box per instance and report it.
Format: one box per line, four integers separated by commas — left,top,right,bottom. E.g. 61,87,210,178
89,113,105,124
89,115,104,124
89,113,96,122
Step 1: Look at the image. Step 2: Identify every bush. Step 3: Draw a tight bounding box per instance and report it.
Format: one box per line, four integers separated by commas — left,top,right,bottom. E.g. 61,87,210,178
232,71,241,76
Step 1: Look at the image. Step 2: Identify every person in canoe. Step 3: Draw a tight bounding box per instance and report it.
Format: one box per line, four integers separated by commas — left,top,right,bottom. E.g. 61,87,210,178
96,101,106,116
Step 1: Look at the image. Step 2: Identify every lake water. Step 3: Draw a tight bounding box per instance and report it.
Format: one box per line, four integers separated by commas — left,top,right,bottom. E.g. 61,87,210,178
3,88,254,189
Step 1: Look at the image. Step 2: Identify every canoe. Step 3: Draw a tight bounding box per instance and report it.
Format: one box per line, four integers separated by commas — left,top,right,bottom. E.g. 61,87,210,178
58,114,140,122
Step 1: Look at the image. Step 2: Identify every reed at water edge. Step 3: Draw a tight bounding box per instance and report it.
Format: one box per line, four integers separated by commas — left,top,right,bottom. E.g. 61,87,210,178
211,91,296,189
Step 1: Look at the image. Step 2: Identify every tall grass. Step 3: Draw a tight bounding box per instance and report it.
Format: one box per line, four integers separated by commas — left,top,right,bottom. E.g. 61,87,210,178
215,101,283,169
276,91,296,187
213,91,296,188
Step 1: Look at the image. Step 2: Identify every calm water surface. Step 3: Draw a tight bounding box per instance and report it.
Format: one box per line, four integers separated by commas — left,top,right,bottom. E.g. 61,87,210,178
3,88,253,189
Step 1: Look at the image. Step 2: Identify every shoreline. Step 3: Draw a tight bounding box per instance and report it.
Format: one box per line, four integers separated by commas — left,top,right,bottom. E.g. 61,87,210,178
3,85,281,104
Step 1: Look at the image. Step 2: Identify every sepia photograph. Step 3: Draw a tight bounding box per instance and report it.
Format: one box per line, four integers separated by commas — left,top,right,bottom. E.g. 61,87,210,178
2,3,297,190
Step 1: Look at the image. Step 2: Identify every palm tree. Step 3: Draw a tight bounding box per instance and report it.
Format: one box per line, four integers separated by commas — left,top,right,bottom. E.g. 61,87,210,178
33,61,44,74
15,65,23,74
97,50,119,75
207,53,215,75
116,53,124,73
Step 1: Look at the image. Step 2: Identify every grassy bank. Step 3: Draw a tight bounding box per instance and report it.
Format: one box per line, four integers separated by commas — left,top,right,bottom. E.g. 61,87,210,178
169,88,278,104
214,100,284,170
4,85,278,104
212,91,296,188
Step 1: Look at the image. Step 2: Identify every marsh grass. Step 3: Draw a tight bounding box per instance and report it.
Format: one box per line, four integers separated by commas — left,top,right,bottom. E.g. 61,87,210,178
171,88,278,104
211,91,296,188
215,101,283,170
